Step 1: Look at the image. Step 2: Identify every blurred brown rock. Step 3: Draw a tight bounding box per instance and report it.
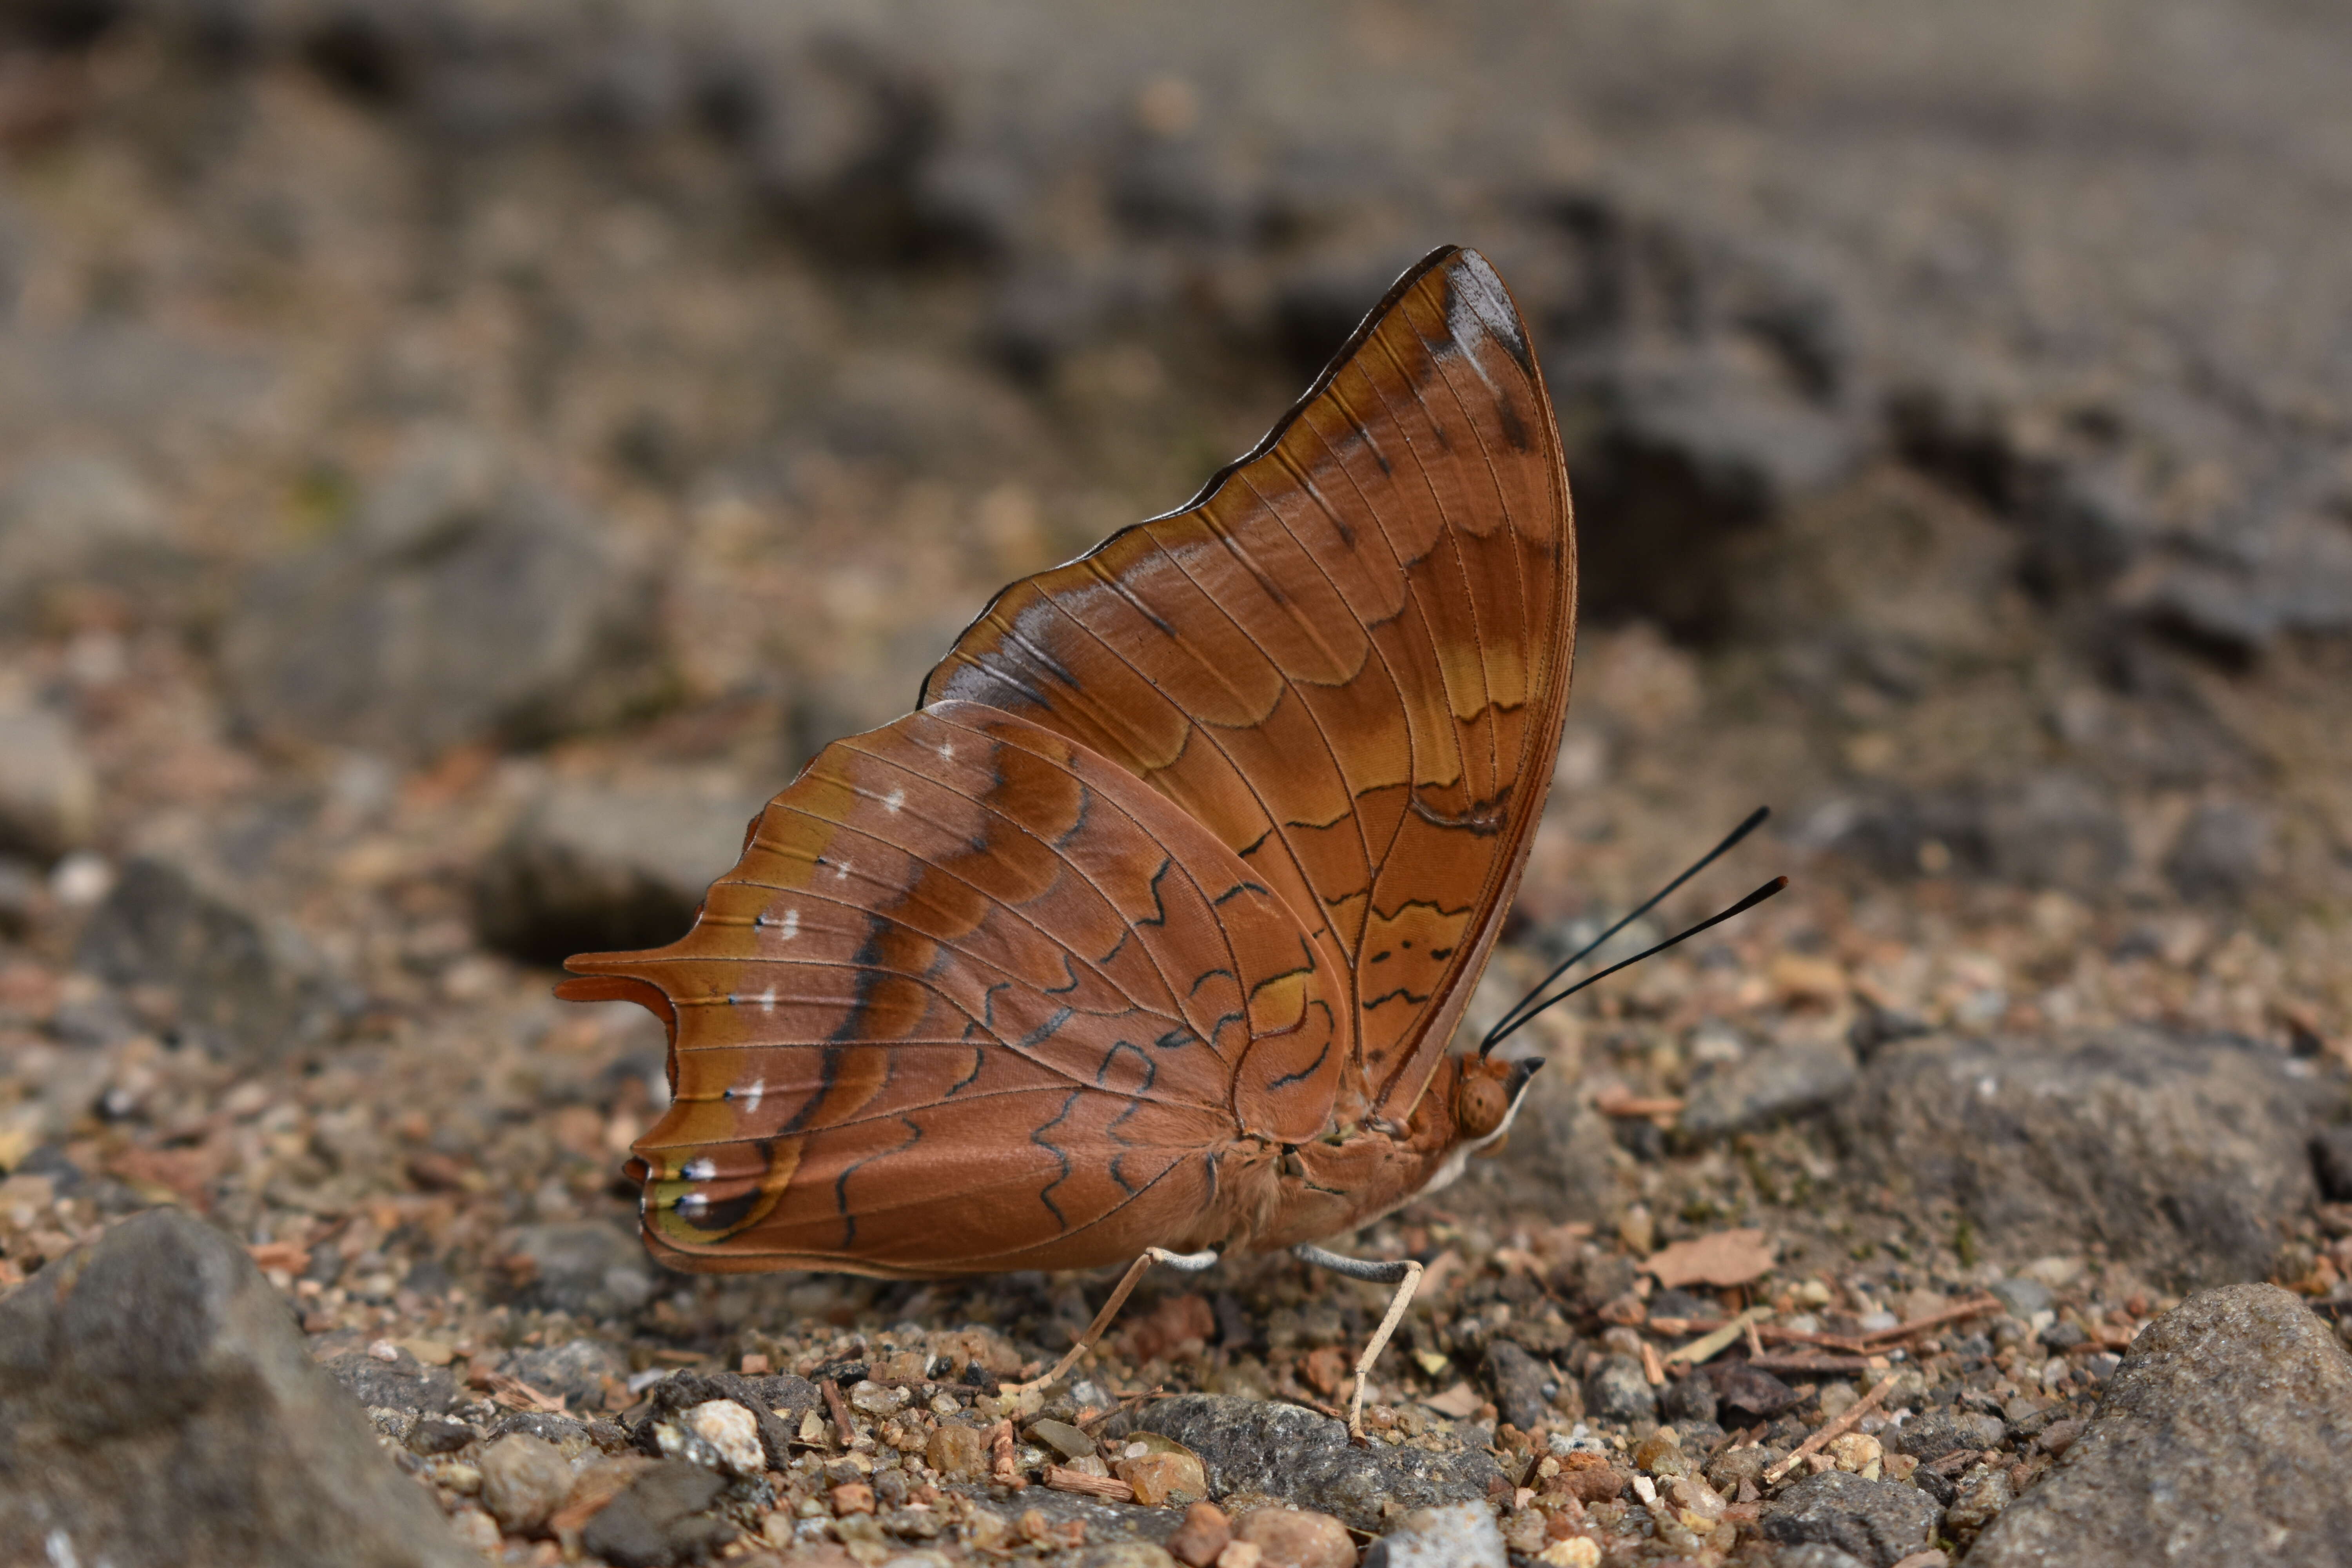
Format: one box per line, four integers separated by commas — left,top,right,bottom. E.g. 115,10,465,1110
222,430,665,761
473,768,770,964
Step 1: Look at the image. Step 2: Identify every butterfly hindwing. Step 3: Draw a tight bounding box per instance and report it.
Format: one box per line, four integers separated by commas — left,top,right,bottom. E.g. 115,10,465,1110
561,702,1340,1275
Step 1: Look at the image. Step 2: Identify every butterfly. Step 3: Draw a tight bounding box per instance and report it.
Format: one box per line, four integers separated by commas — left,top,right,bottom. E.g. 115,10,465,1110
560,245,1579,1433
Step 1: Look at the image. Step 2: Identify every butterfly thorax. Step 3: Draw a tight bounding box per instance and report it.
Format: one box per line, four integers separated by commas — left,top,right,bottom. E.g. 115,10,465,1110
1191,1053,1541,1256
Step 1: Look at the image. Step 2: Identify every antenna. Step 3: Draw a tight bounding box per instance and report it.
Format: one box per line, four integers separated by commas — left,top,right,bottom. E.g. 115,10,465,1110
1483,877,1788,1053
1482,806,1773,1053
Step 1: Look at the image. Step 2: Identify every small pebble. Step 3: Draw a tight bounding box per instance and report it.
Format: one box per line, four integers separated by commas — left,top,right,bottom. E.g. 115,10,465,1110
927,1423,989,1480
850,1379,911,1416
448,1506,501,1553
1116,1448,1207,1506
1828,1432,1883,1474
654,1397,765,1479
1165,1501,1231,1567
477,1432,571,1535
1231,1505,1354,1568
1371,1502,1510,1567
1029,1417,1097,1460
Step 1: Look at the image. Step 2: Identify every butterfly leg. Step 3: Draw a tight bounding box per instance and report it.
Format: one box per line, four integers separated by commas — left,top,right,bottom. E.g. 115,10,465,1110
1292,1243,1425,1441
1005,1246,1220,1398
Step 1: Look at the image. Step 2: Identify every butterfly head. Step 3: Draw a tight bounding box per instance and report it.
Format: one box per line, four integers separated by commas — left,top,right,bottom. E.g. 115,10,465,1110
1452,1053,1543,1144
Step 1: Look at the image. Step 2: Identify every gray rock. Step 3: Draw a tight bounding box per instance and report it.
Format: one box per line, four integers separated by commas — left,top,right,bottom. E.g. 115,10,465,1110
1889,1409,2005,1462
0,704,96,863
492,1410,591,1448
1582,1355,1657,1426
474,770,768,964
57,4,2352,667
1707,1362,1800,1423
1681,1036,1859,1137
1492,1063,1623,1224
579,1459,733,1567
630,1370,799,1472
739,1372,822,1419
499,1337,629,1408
404,1414,477,1454
1482,1339,1555,1432
0,856,37,938
1705,1442,1774,1497
1980,773,2130,893
1363,1501,1508,1568
1968,1284,2352,1567
1562,322,1869,639
0,453,178,628
1987,1278,2053,1320
0,1207,478,1568
222,428,663,760
2313,1127,2352,1204
1839,1028,2336,1288
962,1485,1186,1552
1659,1372,1717,1428
1942,1461,2014,1546
504,1220,655,1319
320,1344,461,1428
1760,1470,1942,1568
1104,1394,1504,1533
0,321,269,456
1813,773,2129,893
73,858,339,1068
478,1431,573,1535
1076,1545,1179,1568
2164,802,2272,902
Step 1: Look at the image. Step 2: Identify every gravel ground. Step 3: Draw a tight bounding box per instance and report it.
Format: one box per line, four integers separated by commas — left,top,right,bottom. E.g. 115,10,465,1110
2,5,2350,1565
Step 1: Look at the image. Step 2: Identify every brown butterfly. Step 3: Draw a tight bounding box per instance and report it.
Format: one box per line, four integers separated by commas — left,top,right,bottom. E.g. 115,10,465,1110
562,246,1590,1432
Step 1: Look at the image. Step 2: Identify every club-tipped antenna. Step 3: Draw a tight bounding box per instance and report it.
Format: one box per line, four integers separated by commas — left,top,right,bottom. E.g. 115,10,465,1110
1481,876,1789,1054
1481,806,1773,1053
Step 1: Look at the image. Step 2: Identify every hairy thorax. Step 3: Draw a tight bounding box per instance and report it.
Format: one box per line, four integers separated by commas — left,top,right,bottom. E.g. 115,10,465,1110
1187,1053,1530,1255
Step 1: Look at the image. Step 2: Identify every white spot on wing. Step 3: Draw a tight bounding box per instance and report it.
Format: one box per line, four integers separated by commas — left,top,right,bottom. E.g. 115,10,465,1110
883,788,905,815
779,907,799,941
837,858,853,881
757,987,777,1010
741,1078,765,1113
684,1158,717,1181
677,1191,708,1216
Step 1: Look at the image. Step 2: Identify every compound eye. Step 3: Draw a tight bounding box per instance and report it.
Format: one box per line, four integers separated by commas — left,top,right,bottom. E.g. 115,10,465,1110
1455,1073,1510,1139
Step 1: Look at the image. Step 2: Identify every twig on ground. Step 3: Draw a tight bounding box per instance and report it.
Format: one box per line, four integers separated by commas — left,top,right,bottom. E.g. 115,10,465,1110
1663,1307,1773,1367
1764,1372,1898,1485
1746,1352,1883,1376
1593,1086,1685,1119
1076,1388,1171,1431
820,1377,858,1448
1855,1295,2002,1345
989,1418,1026,1490
1044,1466,1135,1502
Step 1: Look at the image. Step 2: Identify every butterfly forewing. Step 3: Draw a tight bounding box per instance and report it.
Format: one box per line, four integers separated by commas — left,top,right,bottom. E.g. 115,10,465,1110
922,246,1574,1120
562,702,1341,1275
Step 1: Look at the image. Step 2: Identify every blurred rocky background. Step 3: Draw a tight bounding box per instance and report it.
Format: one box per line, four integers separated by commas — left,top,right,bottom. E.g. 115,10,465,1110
2,2,2350,1565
